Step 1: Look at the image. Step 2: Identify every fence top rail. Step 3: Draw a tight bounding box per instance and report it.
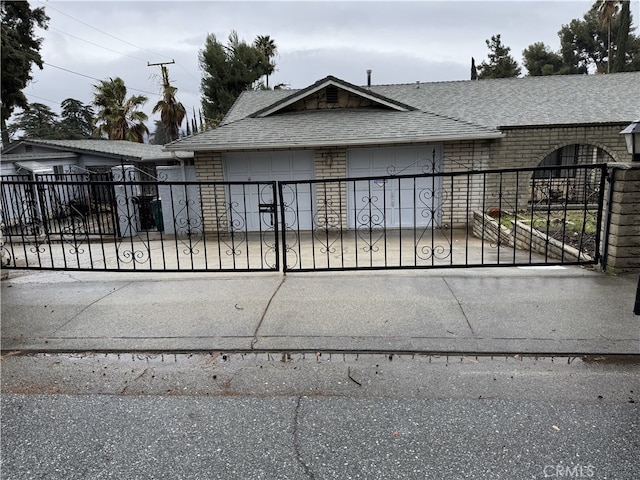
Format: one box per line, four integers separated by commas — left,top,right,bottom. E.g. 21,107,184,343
279,163,608,186
0,178,279,187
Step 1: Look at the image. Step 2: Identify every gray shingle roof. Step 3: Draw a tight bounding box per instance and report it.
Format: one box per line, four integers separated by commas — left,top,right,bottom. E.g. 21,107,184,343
165,72,640,152
3,139,193,161
222,90,293,124
371,72,640,128
169,109,502,151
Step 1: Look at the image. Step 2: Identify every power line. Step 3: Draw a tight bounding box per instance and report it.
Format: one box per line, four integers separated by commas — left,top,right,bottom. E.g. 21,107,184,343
38,2,199,96
39,62,202,120
44,62,158,96
23,93,60,106
48,26,148,63
37,1,172,63
28,0,203,122
36,1,201,85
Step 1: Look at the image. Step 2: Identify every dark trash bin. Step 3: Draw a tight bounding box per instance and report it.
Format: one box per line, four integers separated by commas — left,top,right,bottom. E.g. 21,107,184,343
151,198,164,232
133,195,155,230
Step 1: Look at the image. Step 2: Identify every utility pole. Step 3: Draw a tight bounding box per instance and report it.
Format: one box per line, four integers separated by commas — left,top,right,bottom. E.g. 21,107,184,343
147,60,175,88
147,60,187,143
147,60,175,67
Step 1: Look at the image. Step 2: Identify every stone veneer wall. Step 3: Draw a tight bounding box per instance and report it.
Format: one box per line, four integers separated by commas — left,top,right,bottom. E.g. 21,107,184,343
605,163,640,273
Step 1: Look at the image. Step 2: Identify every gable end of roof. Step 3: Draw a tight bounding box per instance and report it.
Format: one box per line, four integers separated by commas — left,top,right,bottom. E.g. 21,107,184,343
251,75,417,118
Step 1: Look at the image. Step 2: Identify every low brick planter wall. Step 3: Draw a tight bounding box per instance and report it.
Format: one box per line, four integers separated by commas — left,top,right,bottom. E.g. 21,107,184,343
472,212,591,263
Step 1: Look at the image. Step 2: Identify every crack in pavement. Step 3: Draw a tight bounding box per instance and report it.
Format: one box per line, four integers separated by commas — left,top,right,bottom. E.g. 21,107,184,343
293,395,315,479
52,282,133,334
250,276,285,349
443,278,476,336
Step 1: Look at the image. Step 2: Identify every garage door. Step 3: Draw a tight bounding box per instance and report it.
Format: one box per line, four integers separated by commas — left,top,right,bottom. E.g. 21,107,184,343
347,146,443,229
224,151,314,231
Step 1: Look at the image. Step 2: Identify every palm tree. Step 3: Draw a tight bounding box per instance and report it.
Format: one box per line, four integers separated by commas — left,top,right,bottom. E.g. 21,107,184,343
152,65,186,142
93,77,149,142
254,35,277,88
594,0,621,73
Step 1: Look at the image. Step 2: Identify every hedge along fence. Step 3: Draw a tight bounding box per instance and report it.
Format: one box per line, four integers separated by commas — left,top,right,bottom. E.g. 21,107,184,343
472,212,593,264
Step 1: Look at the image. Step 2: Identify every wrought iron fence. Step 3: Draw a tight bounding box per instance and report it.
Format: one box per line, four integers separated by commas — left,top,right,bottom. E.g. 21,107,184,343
0,164,607,273
278,164,607,272
1,177,279,272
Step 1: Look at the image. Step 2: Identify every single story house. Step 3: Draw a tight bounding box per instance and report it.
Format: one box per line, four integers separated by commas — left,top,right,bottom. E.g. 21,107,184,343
1,139,195,236
1,139,193,178
162,72,639,230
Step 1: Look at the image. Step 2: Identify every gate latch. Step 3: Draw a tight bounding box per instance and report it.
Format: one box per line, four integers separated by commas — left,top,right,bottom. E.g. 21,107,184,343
259,203,276,226
259,203,276,213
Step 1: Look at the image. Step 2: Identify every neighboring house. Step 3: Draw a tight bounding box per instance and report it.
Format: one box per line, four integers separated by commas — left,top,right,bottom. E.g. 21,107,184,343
163,72,639,230
1,139,194,238
1,139,193,178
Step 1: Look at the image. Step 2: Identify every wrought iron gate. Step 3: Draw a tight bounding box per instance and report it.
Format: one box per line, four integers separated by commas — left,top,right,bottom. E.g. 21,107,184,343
278,164,607,272
1,177,279,272
1,164,606,273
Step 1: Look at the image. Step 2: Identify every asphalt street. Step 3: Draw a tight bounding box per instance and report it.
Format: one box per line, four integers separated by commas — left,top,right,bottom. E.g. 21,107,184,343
2,354,639,479
2,267,639,479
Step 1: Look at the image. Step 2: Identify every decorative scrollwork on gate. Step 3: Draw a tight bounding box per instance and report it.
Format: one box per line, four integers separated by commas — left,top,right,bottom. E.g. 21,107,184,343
386,148,443,176
415,186,451,261
115,239,150,266
313,199,342,255
174,198,203,256
61,216,89,256
279,183,301,269
356,195,385,253
116,244,151,265
218,201,246,258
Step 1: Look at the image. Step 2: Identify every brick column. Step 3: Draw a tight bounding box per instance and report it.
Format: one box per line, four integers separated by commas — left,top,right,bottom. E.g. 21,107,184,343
314,148,347,229
604,163,640,273
194,151,227,233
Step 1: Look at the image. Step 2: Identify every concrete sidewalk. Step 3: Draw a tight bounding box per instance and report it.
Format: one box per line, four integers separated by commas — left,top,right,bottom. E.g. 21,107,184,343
1,267,639,355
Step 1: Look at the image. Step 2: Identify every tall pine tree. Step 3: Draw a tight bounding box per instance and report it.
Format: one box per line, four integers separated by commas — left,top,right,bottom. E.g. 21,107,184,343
477,34,522,79
199,31,276,124
1,0,49,145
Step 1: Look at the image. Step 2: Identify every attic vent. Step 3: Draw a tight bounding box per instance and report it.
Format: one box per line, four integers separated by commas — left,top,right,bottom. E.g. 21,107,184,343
326,85,339,104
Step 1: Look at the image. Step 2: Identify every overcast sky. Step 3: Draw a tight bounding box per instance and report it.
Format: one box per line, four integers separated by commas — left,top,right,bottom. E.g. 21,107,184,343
20,0,638,130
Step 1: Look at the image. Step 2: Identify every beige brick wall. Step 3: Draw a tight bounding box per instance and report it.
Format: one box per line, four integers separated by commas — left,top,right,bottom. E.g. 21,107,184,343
314,148,348,229
489,124,631,168
443,140,491,225
194,151,226,232
605,163,640,273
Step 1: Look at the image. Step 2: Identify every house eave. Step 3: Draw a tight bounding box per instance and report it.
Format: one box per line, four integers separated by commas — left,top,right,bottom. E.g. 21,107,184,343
164,132,504,153
497,121,633,130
